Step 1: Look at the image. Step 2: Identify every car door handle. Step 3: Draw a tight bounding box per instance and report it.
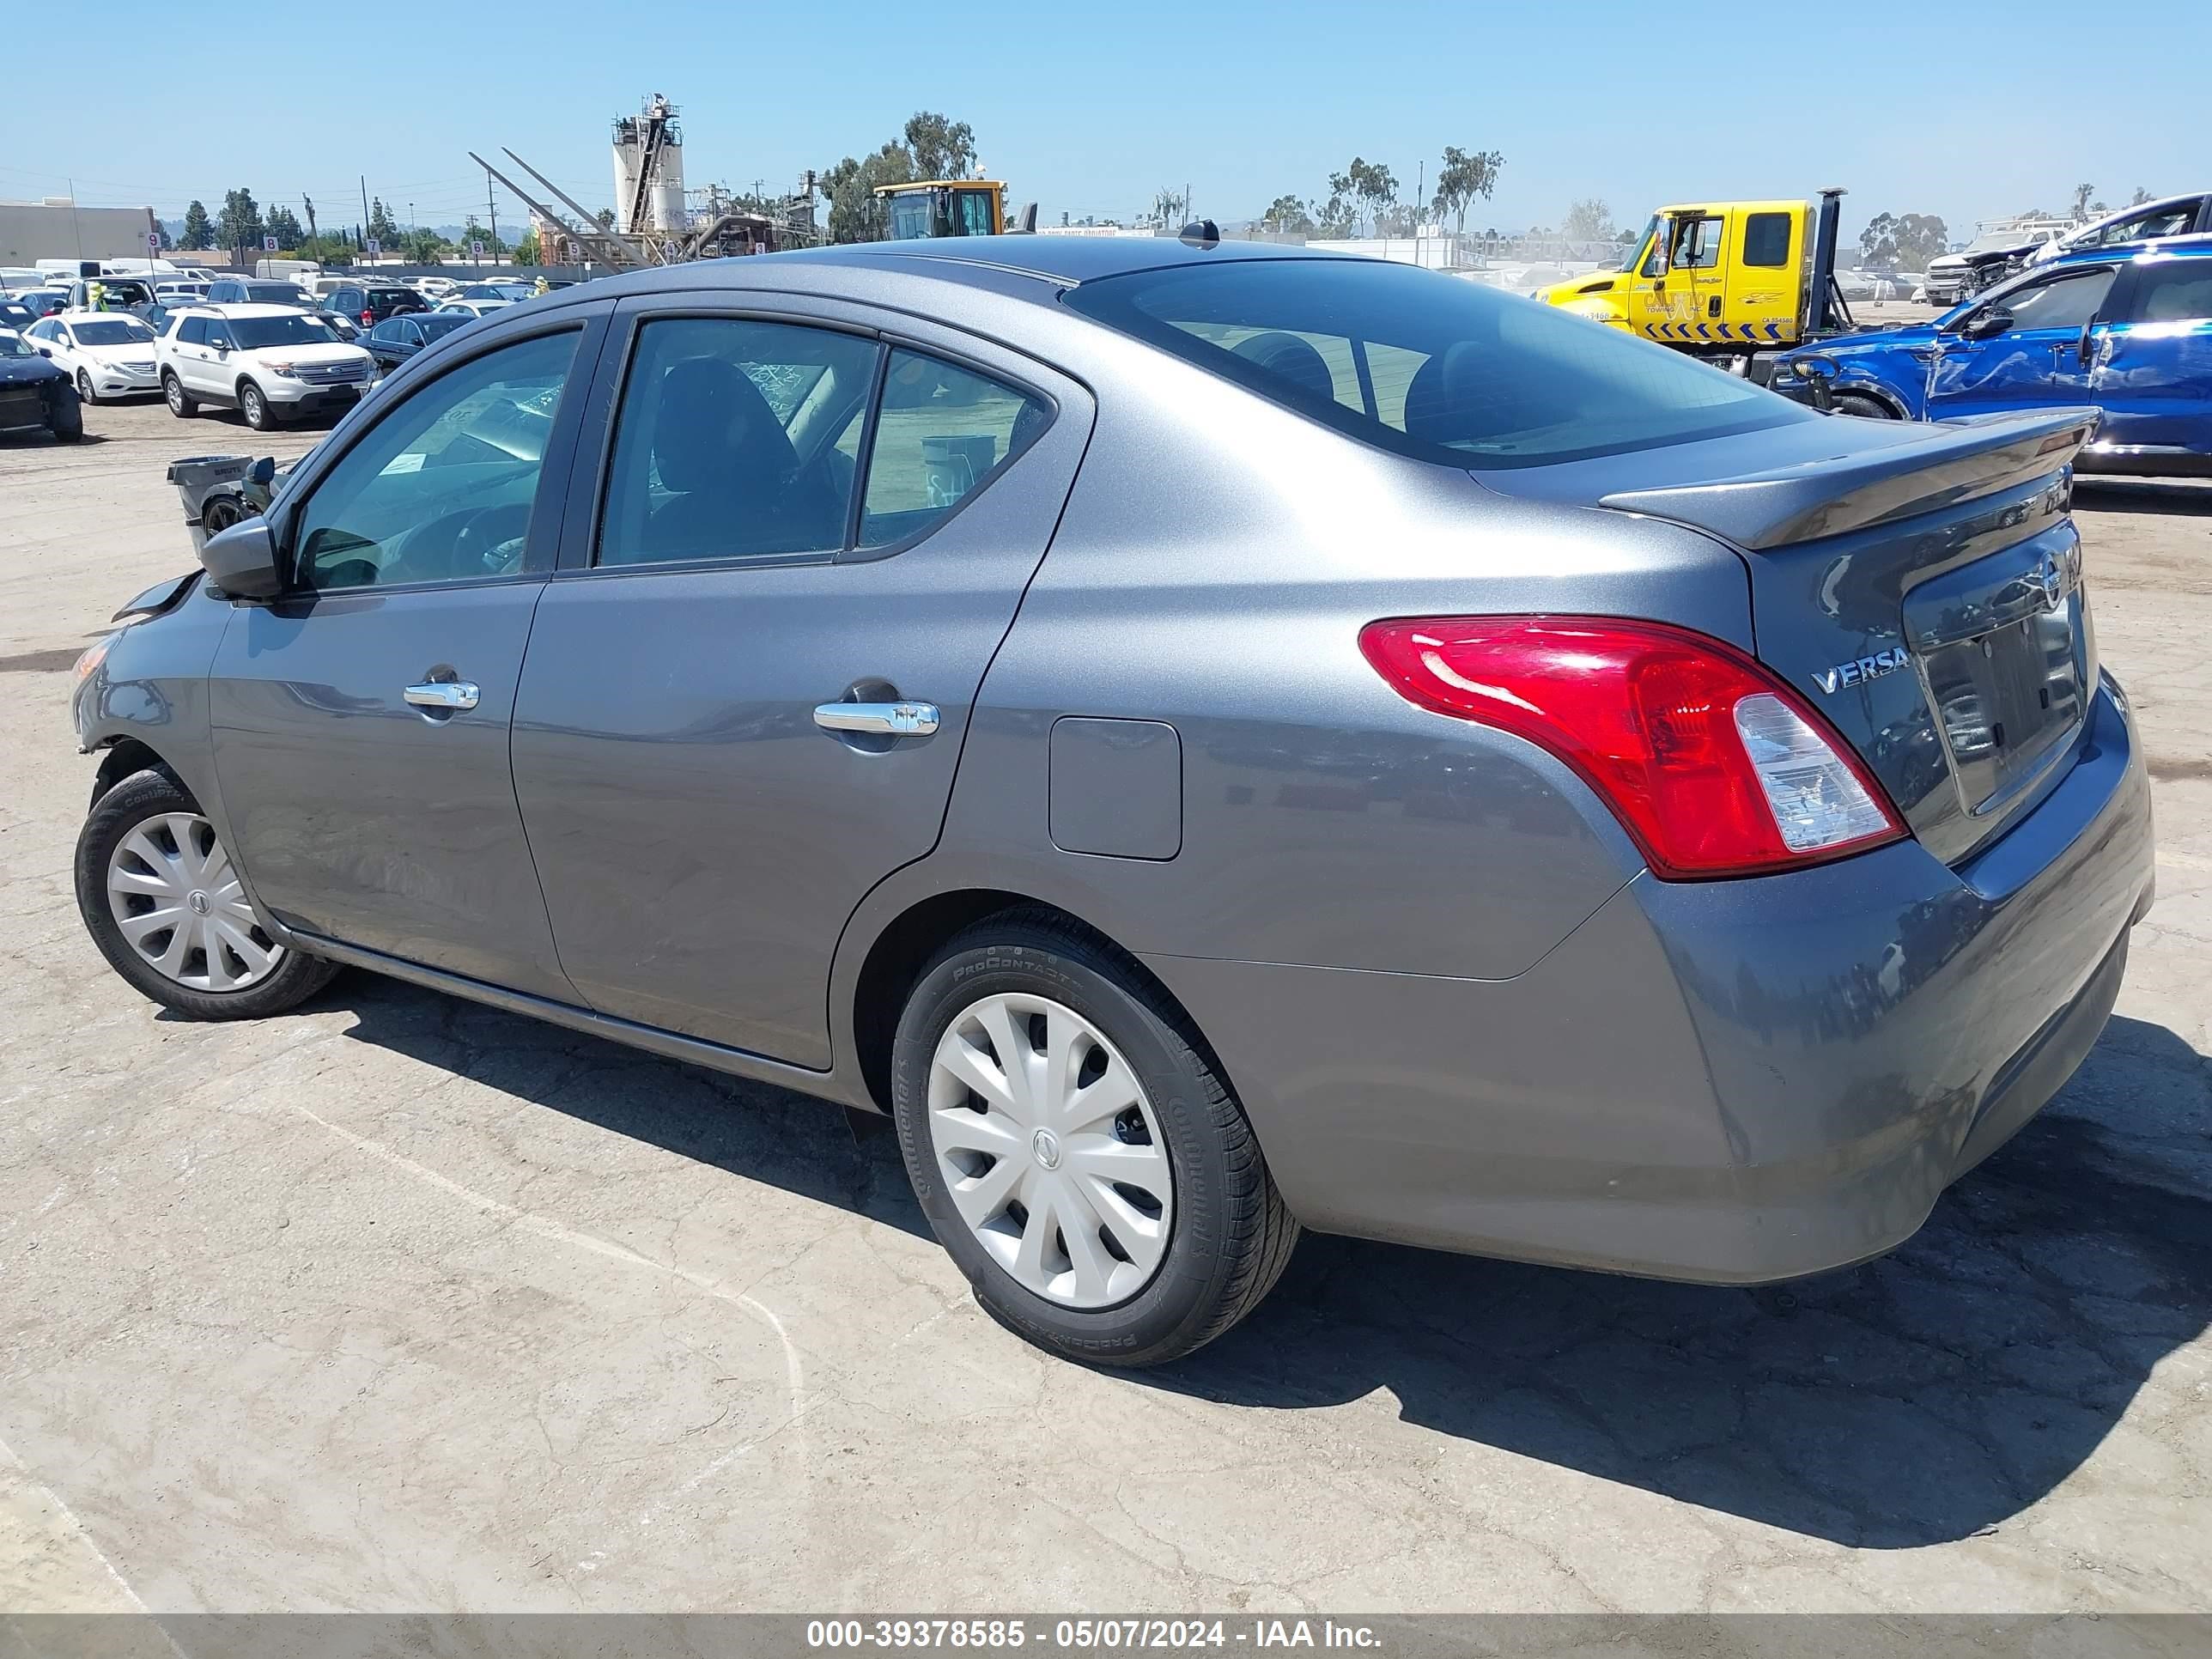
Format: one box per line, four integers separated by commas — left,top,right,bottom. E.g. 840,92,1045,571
813,700,940,737
404,680,480,711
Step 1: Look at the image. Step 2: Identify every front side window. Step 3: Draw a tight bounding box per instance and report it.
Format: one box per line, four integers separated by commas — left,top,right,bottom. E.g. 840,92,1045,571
1741,212,1792,268
290,330,580,592
1979,268,2117,333
858,350,1049,547
1672,216,1725,270
1064,257,1806,470
2126,261,2212,324
596,317,878,568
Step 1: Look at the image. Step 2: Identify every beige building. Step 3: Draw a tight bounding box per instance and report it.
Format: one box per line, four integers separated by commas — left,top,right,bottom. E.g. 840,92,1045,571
0,198,162,266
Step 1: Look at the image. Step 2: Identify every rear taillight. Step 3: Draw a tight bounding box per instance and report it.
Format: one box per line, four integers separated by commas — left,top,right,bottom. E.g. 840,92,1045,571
1358,617,1904,879
360,308,374,325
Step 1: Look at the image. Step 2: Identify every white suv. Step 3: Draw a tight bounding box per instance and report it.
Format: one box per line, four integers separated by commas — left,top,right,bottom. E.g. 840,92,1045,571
158,303,374,428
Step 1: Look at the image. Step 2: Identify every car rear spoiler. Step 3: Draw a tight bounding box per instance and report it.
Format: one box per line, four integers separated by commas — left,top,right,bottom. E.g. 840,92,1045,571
1595,408,2099,550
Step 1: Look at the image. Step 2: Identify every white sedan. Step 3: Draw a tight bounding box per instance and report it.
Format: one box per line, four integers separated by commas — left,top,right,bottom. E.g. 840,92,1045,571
434,298,513,319
18,311,162,403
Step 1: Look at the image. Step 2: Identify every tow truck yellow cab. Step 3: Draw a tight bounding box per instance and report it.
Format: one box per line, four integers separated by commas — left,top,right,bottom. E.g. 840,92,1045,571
1538,198,1826,353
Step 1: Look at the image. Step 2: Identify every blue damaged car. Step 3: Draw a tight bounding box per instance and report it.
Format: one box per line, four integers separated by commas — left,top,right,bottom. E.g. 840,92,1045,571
1774,244,2212,476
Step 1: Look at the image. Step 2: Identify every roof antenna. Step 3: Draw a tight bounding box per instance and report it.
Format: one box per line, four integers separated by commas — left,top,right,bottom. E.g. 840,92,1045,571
1179,218,1220,249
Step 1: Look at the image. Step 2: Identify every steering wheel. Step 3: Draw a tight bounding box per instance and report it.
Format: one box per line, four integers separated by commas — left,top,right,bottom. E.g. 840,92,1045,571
452,503,531,575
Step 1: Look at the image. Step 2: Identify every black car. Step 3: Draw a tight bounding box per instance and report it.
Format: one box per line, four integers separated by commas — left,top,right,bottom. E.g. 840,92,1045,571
358,310,472,369
324,281,426,328
0,298,37,333
0,330,82,441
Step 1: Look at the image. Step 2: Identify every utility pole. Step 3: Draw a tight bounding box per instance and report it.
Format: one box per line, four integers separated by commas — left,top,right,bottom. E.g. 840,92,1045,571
303,195,317,241
486,171,499,267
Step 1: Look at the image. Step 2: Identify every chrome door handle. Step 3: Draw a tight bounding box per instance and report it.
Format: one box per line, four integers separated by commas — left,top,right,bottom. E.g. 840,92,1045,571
813,700,940,737
404,680,480,711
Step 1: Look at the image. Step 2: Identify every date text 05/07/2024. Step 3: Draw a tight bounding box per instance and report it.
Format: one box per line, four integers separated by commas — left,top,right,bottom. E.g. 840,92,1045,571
804,1619,1385,1650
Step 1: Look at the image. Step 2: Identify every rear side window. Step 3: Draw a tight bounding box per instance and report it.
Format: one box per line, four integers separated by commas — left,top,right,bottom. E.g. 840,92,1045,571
178,317,207,344
595,317,878,567
1741,212,1792,268
2126,261,2212,323
1064,258,1807,469
857,350,1050,548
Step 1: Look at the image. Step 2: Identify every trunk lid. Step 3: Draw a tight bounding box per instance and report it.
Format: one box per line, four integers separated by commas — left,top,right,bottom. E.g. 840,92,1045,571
1476,407,2100,864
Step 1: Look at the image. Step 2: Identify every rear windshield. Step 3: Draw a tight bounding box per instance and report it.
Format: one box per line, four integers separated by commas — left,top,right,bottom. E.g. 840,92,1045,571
1062,257,1811,469
368,289,415,305
246,283,309,305
416,313,471,339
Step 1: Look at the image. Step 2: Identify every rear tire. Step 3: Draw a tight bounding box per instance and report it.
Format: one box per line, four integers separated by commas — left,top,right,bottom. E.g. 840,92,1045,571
890,911,1298,1366
163,370,198,418
75,768,340,1022
1830,392,1898,420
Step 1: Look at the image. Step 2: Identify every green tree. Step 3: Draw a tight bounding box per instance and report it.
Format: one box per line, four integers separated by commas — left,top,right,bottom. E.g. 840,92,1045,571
216,187,263,255
1563,198,1614,242
1261,195,1314,234
368,198,403,245
821,142,915,243
403,228,449,264
512,230,543,267
902,111,976,181
1431,146,1504,235
179,199,213,251
1857,211,1948,270
295,233,354,269
264,205,304,249
459,216,504,258
1329,158,1395,236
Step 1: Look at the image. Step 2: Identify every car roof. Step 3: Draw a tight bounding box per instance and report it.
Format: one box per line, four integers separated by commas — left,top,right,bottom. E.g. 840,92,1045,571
586,233,1355,301
54,308,150,322
176,302,306,318
2044,241,2212,273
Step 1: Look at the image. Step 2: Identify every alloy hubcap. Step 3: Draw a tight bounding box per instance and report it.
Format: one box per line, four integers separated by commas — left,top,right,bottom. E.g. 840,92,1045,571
927,993,1173,1310
106,811,283,992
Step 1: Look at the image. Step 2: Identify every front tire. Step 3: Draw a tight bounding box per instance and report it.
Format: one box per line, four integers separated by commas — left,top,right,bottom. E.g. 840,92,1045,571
47,382,83,442
891,912,1298,1366
76,368,99,406
163,370,198,418
240,380,276,430
75,768,340,1021
1830,391,1899,420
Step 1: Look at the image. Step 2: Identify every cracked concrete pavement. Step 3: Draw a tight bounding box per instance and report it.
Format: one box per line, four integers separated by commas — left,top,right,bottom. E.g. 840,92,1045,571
2,401,2208,1614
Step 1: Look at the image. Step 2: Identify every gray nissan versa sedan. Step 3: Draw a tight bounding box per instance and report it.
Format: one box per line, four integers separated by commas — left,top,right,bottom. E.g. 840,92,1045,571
70,237,2155,1365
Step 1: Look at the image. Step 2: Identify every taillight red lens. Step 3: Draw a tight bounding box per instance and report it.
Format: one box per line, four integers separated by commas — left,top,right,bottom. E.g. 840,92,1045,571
360,308,374,325
1358,616,1905,879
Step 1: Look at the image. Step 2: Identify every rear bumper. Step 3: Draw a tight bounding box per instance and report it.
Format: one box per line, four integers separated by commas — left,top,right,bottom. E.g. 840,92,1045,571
1149,677,2154,1283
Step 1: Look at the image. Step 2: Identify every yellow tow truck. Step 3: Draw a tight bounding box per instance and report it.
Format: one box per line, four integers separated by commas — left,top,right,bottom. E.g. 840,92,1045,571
873,179,1012,239
1539,187,1855,362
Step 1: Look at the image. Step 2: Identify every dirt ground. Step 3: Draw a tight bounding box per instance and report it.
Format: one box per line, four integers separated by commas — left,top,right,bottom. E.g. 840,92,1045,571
2,396,2207,1616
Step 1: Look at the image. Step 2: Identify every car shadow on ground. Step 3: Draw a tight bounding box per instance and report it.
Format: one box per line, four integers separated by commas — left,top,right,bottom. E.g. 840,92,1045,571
329,981,2209,1550
2074,477,2212,515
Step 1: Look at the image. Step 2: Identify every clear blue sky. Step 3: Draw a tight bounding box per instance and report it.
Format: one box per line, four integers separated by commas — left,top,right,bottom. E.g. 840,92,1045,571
8,1,2206,245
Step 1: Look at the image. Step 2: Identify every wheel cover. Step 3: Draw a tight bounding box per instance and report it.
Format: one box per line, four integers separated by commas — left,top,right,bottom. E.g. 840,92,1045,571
927,993,1174,1309
106,811,283,992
